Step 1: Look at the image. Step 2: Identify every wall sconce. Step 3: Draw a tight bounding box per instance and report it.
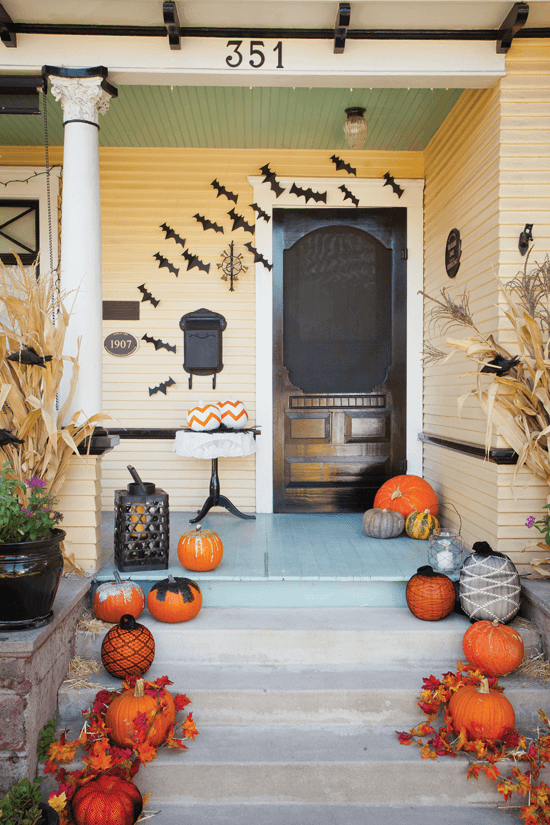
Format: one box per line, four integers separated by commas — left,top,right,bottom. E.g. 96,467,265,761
518,223,533,255
343,107,367,149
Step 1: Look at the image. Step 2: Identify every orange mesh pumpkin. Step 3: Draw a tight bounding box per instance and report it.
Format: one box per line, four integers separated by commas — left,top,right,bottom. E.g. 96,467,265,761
406,565,455,621
71,773,142,825
462,619,524,677
101,614,155,679
93,570,145,623
177,523,223,571
105,677,176,749
374,475,438,518
448,677,515,741
147,574,202,623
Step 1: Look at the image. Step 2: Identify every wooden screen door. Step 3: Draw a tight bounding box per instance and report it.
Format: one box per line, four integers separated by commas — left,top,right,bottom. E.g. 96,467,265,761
272,207,407,513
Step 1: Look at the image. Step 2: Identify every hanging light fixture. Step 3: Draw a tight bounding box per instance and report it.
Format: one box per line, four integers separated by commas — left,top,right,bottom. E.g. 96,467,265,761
343,106,367,149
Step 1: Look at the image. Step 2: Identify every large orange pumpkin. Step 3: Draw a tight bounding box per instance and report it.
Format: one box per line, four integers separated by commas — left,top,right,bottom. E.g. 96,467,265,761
462,619,524,677
177,524,223,571
406,566,455,621
93,570,145,623
105,677,176,749
374,475,438,518
71,773,142,825
448,678,515,741
147,574,202,623
100,614,155,679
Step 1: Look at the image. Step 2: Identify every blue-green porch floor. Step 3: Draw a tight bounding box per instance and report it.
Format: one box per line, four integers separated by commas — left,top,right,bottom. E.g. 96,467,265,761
98,512,432,607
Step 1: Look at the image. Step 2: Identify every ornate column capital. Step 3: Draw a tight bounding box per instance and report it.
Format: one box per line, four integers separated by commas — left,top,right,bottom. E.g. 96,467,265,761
48,75,114,127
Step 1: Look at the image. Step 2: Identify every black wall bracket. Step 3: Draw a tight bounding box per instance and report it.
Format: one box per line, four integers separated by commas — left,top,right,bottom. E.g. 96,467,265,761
497,2,529,53
334,2,351,53
519,223,534,255
0,3,16,48
163,1,181,50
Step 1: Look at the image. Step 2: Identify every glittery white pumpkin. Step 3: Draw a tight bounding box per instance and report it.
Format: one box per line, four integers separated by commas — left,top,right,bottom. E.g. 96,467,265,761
217,397,248,430
187,401,222,431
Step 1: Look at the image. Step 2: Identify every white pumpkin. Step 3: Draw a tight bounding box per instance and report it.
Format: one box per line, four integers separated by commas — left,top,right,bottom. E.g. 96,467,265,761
187,401,221,431
218,397,248,430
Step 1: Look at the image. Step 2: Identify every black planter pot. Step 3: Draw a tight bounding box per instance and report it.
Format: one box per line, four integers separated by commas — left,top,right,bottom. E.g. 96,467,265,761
38,801,60,825
0,529,65,631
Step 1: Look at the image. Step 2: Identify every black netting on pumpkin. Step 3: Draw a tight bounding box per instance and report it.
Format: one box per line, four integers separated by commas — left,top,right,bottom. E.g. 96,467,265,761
150,576,201,603
101,625,155,679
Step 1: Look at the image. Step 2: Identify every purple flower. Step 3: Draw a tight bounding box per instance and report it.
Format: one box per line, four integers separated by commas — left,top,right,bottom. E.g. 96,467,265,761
21,508,32,517
526,516,536,528
25,477,46,488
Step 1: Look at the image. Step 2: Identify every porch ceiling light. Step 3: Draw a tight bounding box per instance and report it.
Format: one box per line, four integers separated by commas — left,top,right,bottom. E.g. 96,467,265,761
343,107,367,149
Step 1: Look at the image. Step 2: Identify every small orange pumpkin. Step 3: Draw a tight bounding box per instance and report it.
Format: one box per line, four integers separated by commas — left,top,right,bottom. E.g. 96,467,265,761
105,677,176,749
177,523,223,571
374,475,438,518
101,614,155,679
448,677,515,741
71,773,143,825
406,565,455,621
147,574,202,623
462,619,524,677
93,570,145,623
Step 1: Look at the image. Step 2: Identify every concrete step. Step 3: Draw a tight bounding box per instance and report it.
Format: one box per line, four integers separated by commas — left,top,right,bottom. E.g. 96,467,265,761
57,662,550,731
134,802,520,825
75,607,542,666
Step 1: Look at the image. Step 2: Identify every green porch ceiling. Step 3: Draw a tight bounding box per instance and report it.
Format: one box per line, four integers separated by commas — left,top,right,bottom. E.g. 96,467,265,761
0,85,462,150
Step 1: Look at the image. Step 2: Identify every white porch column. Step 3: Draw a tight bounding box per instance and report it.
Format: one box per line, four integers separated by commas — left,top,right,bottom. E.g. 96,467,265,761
46,68,116,423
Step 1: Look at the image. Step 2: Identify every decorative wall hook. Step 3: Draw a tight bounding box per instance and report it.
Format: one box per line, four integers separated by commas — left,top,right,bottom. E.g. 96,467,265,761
518,223,533,255
218,240,248,291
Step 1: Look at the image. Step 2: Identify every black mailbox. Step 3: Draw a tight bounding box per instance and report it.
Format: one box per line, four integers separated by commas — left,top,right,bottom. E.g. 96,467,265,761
179,308,227,389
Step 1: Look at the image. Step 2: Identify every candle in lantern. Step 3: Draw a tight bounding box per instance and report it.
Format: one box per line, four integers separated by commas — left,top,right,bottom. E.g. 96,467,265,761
436,549,454,569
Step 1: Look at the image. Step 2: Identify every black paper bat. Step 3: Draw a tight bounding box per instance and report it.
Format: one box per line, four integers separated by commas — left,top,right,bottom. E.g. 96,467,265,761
480,354,521,376
227,208,255,235
211,179,238,204
383,172,404,199
159,223,186,248
142,333,176,354
153,252,179,277
250,203,271,223
290,183,327,204
330,155,356,176
194,213,224,234
338,184,359,208
0,429,23,446
7,347,52,368
149,377,176,397
182,248,211,274
259,164,285,198
137,283,160,308
244,241,273,272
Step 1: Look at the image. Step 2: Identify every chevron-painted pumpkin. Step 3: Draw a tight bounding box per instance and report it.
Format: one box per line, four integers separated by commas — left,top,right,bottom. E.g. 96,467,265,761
218,397,248,429
187,402,221,431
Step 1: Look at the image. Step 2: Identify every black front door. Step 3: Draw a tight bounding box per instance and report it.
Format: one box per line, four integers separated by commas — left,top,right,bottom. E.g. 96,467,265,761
273,207,407,513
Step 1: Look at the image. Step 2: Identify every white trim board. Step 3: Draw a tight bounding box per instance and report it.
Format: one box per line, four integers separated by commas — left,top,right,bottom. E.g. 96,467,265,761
249,175,424,513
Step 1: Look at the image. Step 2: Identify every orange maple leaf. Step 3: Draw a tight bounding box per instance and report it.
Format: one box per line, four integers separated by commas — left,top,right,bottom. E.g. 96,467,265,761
134,739,158,764
84,738,114,773
181,713,199,741
455,728,469,752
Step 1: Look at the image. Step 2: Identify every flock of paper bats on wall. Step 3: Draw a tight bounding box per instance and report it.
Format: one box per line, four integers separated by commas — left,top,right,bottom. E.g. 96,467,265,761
140,158,405,396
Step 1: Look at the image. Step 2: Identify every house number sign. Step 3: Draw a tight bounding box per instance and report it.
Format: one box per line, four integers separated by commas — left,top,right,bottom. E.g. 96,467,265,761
104,332,138,357
225,40,284,69
445,228,461,279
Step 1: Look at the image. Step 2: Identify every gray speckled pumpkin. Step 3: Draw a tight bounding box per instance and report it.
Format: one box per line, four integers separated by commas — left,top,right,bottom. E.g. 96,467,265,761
363,508,404,539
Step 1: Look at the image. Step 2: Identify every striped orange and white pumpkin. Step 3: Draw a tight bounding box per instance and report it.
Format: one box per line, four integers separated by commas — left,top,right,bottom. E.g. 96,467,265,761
187,401,221,431
218,397,248,430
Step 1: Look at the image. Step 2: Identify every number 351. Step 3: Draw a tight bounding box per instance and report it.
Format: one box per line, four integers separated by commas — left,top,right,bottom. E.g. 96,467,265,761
226,40,284,69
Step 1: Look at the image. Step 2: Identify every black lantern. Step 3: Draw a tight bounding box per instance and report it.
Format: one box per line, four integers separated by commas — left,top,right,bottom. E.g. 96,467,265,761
114,466,169,572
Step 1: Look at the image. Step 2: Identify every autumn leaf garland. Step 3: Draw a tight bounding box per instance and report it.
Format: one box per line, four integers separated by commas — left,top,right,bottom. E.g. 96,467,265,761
46,675,198,823
396,663,550,825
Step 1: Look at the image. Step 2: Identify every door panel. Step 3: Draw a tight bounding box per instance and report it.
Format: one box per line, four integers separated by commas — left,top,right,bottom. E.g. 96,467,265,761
273,208,406,513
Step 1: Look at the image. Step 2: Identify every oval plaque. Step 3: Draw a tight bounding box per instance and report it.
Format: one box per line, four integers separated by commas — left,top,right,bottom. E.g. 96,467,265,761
445,228,461,278
104,332,138,357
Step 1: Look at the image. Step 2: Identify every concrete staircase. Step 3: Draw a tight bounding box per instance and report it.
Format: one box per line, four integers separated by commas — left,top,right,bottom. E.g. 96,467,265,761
56,607,548,824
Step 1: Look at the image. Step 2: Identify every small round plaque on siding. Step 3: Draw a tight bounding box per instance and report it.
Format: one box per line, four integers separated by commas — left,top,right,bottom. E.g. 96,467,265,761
104,332,138,357
445,228,461,278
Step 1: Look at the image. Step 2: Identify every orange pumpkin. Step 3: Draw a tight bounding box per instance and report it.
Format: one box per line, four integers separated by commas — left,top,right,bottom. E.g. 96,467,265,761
147,574,202,623
101,614,155,679
93,570,145,623
105,677,176,749
448,678,515,741
71,773,142,825
374,475,438,518
177,524,223,572
406,565,455,621
463,619,524,677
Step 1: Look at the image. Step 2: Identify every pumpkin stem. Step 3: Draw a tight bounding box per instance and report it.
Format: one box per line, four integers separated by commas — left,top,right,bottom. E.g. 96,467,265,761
195,524,202,533
114,569,123,586
492,620,500,627
477,678,490,694
390,489,402,500
168,573,176,583
134,678,145,698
